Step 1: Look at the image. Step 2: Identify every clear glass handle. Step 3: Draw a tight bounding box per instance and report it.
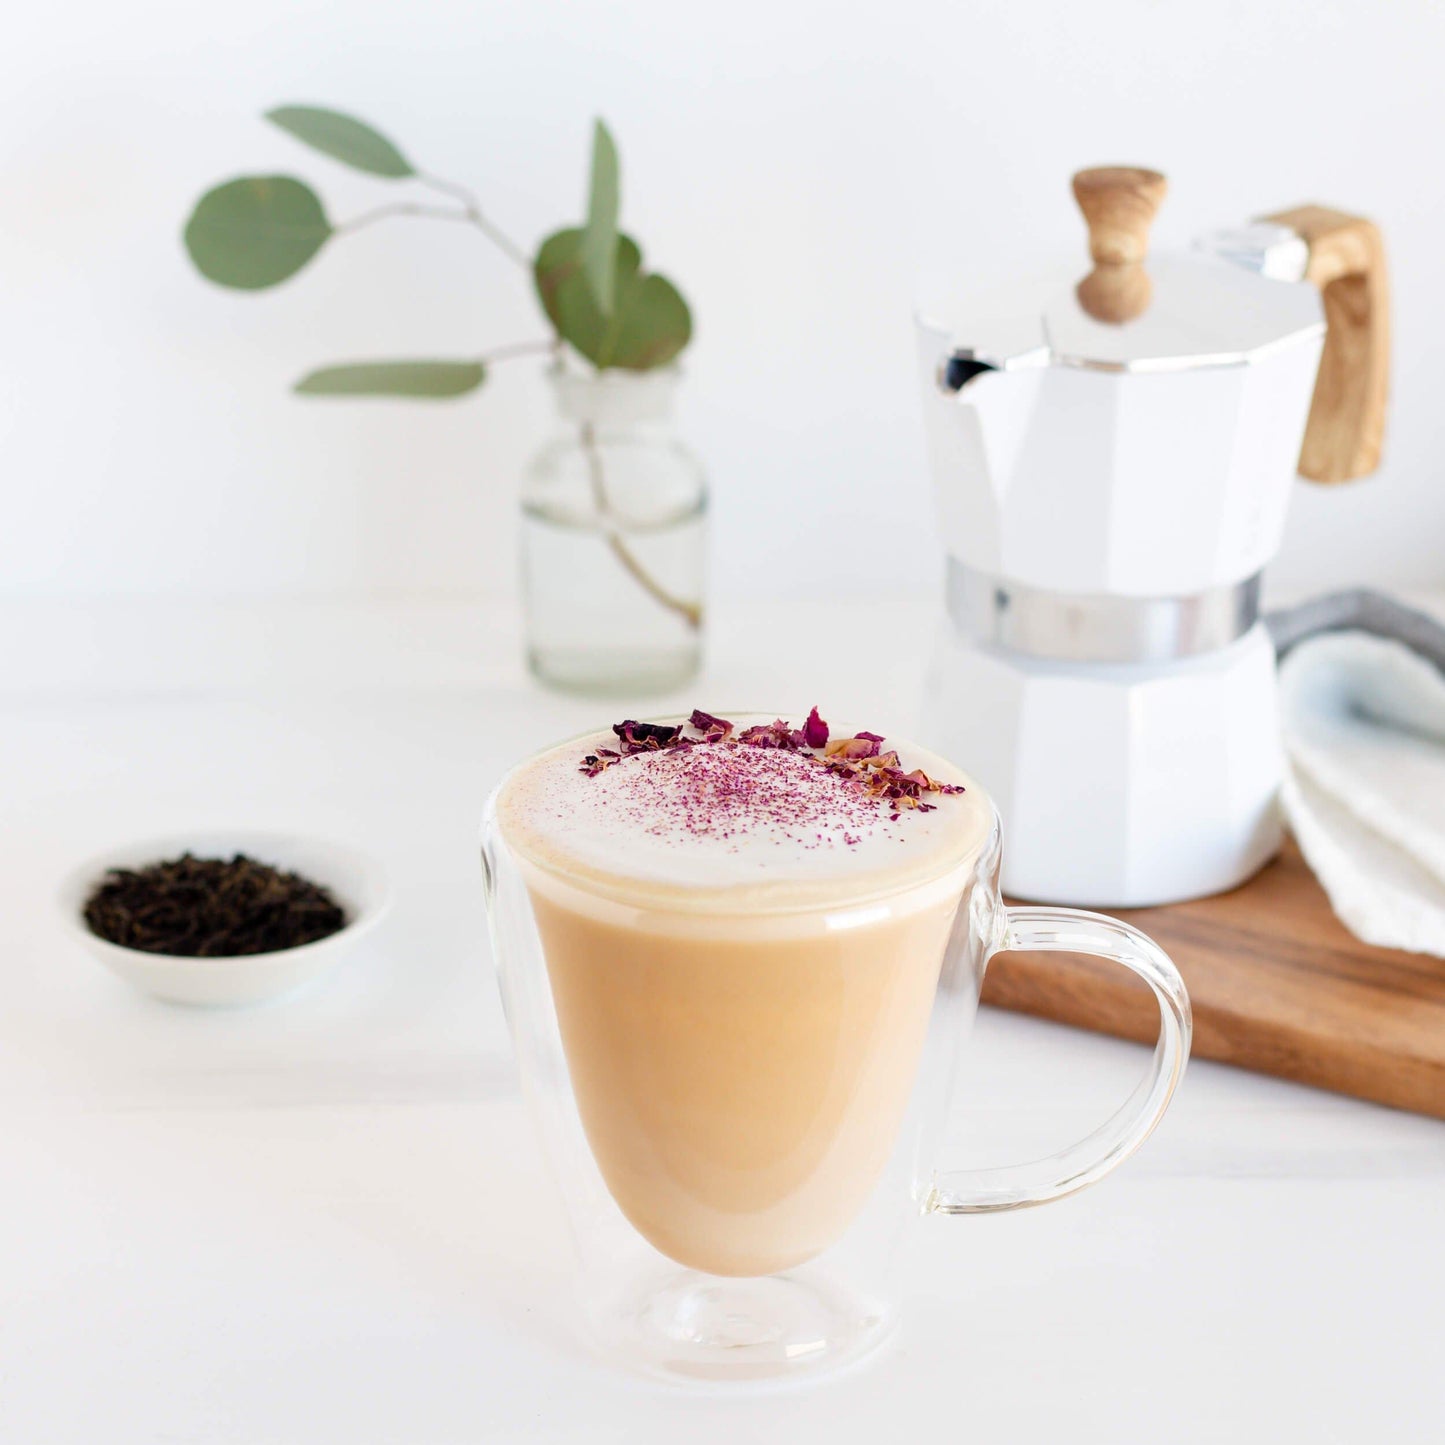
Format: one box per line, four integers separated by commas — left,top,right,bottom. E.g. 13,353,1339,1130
930,906,1192,1214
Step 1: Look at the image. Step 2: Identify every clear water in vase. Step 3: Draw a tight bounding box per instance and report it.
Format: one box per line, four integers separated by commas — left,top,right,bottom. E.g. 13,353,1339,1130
522,493,705,696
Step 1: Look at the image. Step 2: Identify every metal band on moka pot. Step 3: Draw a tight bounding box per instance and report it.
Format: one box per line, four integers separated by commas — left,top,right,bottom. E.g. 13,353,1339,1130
946,558,1262,666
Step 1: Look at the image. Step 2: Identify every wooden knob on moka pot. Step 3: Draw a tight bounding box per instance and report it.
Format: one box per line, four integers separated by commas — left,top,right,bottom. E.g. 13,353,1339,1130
1073,166,1167,265
1072,166,1167,324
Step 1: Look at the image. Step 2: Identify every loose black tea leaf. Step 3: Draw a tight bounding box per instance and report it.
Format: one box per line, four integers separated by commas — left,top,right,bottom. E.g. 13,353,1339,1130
83,853,347,957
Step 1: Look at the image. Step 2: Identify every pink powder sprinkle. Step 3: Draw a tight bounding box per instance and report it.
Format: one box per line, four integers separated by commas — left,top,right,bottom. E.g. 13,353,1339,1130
596,741,892,852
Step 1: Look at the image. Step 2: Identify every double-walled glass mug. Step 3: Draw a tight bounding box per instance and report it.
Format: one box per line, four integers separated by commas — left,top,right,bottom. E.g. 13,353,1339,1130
481,726,1191,1384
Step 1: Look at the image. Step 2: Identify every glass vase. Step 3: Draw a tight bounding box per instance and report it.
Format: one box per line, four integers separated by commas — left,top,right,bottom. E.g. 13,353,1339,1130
521,366,706,695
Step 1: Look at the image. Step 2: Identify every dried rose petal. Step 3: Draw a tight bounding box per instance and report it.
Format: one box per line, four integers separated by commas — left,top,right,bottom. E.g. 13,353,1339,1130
579,752,622,777
613,719,684,751
688,709,734,741
826,735,881,761
739,719,810,751
803,706,829,749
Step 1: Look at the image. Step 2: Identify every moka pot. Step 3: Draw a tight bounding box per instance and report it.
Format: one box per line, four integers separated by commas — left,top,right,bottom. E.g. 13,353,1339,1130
918,167,1388,906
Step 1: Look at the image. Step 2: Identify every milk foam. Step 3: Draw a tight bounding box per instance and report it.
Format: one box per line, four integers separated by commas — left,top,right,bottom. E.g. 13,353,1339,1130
495,713,993,907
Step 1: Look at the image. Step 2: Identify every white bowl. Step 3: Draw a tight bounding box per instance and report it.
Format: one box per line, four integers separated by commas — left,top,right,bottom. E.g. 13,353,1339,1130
58,831,391,1007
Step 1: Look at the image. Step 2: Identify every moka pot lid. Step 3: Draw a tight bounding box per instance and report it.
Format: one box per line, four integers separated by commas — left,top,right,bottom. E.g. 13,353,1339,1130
936,167,1324,376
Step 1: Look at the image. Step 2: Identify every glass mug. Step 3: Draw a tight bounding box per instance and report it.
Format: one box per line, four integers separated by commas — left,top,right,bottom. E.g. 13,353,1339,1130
481,734,1191,1384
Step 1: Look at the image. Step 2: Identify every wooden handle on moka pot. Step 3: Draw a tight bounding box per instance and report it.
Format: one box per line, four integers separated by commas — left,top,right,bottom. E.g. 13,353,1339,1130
1072,166,1167,325
1261,205,1389,482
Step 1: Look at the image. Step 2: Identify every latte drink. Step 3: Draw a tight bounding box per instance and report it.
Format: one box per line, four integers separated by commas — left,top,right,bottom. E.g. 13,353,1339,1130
494,712,992,1277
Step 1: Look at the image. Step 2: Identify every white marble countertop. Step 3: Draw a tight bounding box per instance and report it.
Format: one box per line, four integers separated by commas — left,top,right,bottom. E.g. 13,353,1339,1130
4,597,1443,1443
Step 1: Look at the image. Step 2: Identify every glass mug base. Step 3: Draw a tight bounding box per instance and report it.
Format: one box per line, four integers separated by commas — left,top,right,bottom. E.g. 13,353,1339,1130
483,716,1191,1386
585,1263,895,1386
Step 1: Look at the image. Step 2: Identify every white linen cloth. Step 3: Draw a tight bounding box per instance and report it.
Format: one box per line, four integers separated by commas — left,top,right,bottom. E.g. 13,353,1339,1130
1279,630,1445,956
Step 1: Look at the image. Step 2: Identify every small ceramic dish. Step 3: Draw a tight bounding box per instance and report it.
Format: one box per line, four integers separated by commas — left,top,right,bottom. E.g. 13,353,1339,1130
58,830,391,1007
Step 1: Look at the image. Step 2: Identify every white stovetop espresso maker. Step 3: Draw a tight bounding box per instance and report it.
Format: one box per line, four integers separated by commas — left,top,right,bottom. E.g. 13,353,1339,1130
919,167,1389,907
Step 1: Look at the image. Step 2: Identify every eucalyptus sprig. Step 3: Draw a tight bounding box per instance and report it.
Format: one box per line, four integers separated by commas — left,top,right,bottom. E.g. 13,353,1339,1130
182,106,701,631
182,105,692,396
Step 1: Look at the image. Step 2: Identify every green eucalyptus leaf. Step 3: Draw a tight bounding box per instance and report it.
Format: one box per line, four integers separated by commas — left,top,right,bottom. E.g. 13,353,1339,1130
579,119,620,315
265,105,413,178
534,227,691,370
607,271,692,370
293,360,486,398
184,176,331,289
535,227,640,366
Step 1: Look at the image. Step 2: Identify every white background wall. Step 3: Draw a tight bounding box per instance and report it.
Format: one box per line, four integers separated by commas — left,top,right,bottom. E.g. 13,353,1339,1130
4,0,1443,604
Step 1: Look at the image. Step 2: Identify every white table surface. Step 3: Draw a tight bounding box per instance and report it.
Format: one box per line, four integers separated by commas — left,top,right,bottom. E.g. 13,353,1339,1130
4,596,1443,1444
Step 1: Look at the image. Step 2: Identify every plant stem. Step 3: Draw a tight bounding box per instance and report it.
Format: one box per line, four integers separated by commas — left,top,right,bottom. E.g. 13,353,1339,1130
336,183,532,274
336,202,480,234
480,339,557,364
338,172,554,341
416,173,532,268
580,421,702,631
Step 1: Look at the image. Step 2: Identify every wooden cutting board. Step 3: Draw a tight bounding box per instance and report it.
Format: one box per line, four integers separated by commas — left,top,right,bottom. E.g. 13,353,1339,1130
984,837,1445,1119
